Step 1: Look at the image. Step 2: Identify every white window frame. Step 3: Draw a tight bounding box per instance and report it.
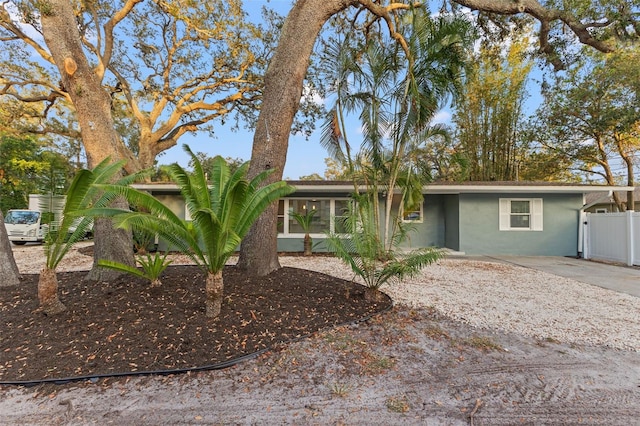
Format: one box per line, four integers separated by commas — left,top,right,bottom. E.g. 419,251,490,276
499,198,543,231
595,208,608,213
279,198,350,237
400,203,424,223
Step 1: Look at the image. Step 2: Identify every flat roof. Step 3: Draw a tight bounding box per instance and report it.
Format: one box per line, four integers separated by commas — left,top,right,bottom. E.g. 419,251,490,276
132,181,633,195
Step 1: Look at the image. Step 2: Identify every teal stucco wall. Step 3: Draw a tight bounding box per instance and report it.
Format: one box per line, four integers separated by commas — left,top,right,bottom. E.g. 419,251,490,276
443,194,460,251
394,194,446,249
457,193,582,256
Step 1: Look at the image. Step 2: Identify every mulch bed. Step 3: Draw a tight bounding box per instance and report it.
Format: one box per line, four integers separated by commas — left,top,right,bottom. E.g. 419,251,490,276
0,263,391,384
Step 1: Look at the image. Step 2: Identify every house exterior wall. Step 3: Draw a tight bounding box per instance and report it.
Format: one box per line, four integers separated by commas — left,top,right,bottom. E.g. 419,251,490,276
141,185,588,256
390,194,445,249
443,194,460,251
457,193,582,256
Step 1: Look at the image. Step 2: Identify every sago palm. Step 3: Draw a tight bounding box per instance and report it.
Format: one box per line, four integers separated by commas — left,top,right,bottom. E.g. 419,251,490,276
91,145,294,318
39,158,137,315
326,196,443,301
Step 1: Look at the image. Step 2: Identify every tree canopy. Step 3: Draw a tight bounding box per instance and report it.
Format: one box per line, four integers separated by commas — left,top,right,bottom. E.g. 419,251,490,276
0,0,278,173
0,133,73,211
530,45,640,209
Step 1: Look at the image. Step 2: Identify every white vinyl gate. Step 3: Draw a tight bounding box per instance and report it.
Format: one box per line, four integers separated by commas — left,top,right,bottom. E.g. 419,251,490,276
583,211,640,266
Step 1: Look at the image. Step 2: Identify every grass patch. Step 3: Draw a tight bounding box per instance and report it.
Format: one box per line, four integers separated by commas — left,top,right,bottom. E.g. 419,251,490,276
461,336,503,351
385,394,410,413
328,381,351,397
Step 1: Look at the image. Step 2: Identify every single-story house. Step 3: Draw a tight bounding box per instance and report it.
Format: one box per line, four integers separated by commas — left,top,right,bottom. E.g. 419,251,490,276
584,186,640,213
132,181,633,257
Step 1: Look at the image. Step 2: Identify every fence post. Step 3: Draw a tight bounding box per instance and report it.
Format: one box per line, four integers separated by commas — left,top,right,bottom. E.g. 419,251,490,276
626,210,634,266
583,213,590,260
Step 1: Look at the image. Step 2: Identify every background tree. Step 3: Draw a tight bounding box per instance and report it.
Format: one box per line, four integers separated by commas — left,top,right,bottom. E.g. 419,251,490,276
530,46,640,210
0,0,274,173
189,152,246,177
452,28,533,181
323,157,350,180
239,0,629,276
0,133,73,212
297,173,325,181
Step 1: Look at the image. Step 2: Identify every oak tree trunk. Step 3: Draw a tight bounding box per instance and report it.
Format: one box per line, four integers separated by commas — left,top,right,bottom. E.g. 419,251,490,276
40,0,135,281
38,267,67,315
206,270,224,318
238,0,357,276
0,209,20,287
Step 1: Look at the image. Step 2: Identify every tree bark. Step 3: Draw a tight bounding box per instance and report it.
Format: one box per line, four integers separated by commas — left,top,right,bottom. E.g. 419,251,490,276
0,209,21,287
40,0,135,281
303,234,313,256
238,0,357,276
206,270,224,318
38,267,66,315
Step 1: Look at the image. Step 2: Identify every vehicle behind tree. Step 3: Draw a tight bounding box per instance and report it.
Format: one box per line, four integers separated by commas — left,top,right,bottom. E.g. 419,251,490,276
3,210,49,245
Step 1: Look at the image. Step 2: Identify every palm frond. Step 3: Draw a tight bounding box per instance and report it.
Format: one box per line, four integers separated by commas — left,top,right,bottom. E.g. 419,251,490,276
234,181,294,237
45,159,128,269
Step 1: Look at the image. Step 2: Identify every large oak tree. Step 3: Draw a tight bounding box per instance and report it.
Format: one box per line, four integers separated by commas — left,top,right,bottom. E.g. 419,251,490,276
238,0,635,276
1,0,273,279
530,46,640,210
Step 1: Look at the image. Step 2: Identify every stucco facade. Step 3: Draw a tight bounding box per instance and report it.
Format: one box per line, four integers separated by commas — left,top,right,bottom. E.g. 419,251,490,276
132,181,632,257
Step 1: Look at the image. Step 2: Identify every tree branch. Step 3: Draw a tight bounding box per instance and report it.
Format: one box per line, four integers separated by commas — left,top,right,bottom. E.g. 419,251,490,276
0,4,54,64
452,0,615,69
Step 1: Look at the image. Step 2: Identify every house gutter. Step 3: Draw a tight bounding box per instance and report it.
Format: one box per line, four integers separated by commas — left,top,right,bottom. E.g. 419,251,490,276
132,182,634,195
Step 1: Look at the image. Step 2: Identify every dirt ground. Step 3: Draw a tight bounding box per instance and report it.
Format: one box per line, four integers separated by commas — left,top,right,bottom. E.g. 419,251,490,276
1,243,639,424
1,307,639,425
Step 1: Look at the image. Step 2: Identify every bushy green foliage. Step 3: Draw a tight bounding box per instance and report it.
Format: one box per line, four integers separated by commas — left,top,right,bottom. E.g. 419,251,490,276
326,196,443,292
88,145,295,277
98,252,172,287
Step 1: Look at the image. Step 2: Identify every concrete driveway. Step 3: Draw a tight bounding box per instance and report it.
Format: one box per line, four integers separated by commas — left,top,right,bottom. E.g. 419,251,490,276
482,256,640,298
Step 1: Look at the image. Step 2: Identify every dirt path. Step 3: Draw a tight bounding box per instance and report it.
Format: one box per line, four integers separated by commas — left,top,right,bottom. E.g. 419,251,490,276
3,244,639,424
1,307,638,425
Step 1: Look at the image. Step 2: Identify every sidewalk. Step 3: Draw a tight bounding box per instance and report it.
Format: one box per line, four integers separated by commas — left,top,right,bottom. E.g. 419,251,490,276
485,256,640,298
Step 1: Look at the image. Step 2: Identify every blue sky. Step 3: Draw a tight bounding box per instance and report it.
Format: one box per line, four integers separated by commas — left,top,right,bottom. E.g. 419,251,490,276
157,0,544,179
157,0,331,179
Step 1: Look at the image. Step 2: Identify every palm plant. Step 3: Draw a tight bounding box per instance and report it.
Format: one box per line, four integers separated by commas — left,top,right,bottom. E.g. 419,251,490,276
38,158,137,315
326,196,443,301
98,252,172,287
90,145,294,318
320,11,474,250
290,208,318,256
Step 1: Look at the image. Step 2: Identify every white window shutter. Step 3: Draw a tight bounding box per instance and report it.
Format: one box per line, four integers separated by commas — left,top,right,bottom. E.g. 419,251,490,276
499,199,510,230
531,199,543,231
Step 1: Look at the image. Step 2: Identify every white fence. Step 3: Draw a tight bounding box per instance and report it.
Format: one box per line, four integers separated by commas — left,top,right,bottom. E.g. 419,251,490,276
583,211,640,266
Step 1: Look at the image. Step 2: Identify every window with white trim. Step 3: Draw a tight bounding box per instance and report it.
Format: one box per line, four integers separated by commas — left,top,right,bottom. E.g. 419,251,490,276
278,198,350,236
499,198,543,231
401,203,423,223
